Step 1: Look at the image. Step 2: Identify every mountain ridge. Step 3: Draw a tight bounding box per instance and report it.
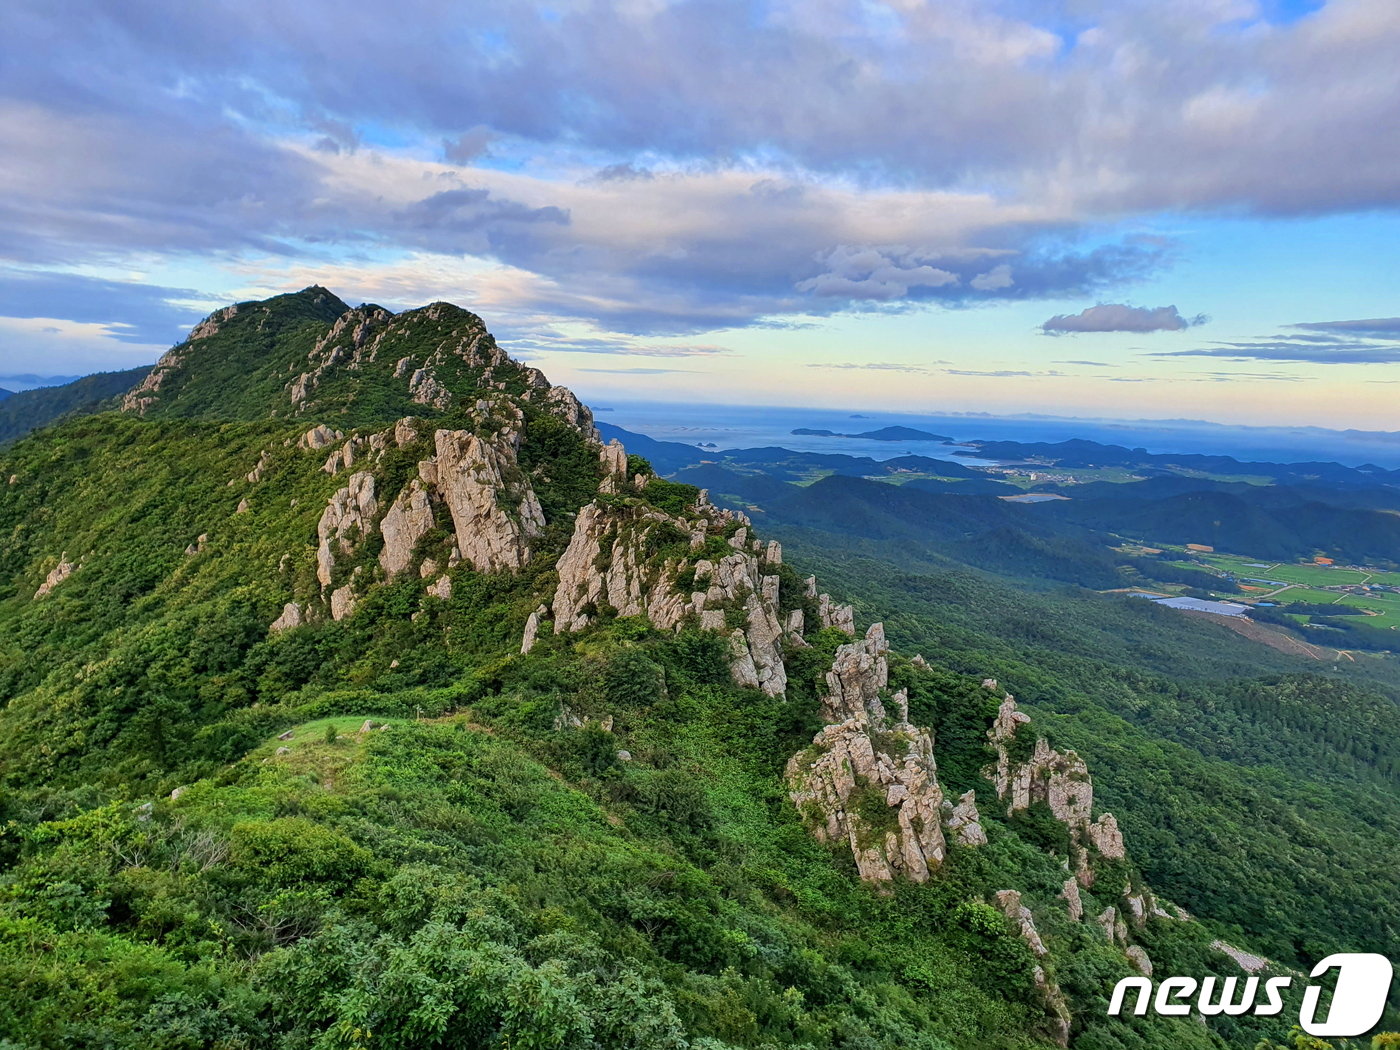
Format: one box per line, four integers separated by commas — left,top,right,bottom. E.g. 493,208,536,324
0,288,1384,1048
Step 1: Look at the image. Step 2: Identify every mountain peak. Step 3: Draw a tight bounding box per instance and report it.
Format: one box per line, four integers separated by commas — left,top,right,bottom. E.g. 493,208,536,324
118,288,580,433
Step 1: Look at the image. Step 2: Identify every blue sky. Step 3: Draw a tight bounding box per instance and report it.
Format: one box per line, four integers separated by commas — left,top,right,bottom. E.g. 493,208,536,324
1,0,1399,427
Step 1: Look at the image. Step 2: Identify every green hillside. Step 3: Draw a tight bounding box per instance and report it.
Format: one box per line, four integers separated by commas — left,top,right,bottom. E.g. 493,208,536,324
0,290,1392,1049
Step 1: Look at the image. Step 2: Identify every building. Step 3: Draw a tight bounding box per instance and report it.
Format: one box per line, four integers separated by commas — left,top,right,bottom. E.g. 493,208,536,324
1153,596,1249,617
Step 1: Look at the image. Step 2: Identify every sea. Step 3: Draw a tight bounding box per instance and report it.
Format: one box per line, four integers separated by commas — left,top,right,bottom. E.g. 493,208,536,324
595,400,1400,469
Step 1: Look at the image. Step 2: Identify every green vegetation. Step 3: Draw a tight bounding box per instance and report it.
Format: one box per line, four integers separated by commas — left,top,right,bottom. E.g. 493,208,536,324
771,525,1400,972
1,291,1394,1047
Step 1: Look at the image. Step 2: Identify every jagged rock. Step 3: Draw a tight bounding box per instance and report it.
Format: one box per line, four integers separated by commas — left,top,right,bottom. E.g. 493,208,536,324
235,498,251,514
379,479,435,577
184,533,208,556
542,384,595,435
1210,939,1270,973
521,604,548,653
945,789,989,847
763,539,782,565
246,450,272,483
1061,877,1084,921
994,890,1048,956
1097,906,1129,946
1088,812,1126,860
821,623,888,723
427,574,452,600
278,731,294,741
435,429,543,572
269,602,304,633
34,554,76,599
982,678,999,690
299,424,342,450
276,746,291,756
787,624,948,884
910,654,928,669
994,890,1070,1046
316,472,377,588
394,419,419,446
804,575,817,599
600,440,628,477
409,367,452,409
550,501,691,636
817,593,856,635
1122,888,1153,927
330,582,358,621
1126,946,1154,977
988,694,1124,887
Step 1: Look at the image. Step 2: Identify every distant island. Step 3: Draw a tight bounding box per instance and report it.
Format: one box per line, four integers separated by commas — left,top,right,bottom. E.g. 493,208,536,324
791,425,954,442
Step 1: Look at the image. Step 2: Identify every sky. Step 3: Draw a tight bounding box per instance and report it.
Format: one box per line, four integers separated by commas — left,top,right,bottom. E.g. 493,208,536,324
1,0,1399,427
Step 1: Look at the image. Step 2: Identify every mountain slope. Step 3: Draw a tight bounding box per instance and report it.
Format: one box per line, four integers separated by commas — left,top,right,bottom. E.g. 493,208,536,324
0,290,1387,1049
0,366,154,446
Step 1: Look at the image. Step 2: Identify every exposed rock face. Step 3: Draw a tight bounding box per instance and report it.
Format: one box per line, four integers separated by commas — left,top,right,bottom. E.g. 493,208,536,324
269,602,304,633
34,554,77,599
548,496,790,695
379,479,435,577
521,605,547,653
1061,877,1084,922
787,624,956,884
994,890,1071,1047
817,593,856,635
331,581,358,621
1211,940,1270,973
987,693,1125,887
299,424,343,450
946,790,989,847
434,429,543,573
121,305,241,413
317,472,377,589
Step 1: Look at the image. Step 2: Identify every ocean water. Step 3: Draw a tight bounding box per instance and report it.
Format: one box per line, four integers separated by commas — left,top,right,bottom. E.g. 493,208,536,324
596,399,1400,468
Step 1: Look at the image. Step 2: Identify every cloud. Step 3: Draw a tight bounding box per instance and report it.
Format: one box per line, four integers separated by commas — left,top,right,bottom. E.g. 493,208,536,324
1152,315,1400,364
1157,340,1400,364
1041,303,1207,335
4,0,1400,362
944,369,1065,378
577,367,696,374
805,361,939,374
0,270,207,344
970,264,1014,291
1291,317,1400,338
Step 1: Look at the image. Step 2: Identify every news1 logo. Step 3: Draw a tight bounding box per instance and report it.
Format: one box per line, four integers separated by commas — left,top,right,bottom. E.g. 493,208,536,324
1108,953,1394,1037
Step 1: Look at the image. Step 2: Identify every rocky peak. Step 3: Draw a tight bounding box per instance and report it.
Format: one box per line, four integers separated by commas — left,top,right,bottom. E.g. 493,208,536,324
986,690,1126,887
786,623,980,885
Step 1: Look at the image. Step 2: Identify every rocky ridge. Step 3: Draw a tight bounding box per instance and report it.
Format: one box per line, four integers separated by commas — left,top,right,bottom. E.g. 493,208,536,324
141,293,1227,1047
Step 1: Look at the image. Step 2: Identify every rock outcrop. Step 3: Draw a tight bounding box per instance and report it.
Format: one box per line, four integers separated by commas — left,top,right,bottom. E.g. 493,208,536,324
434,429,543,573
34,554,77,599
546,494,791,695
786,624,980,884
987,692,1125,887
379,479,436,577
316,472,377,589
994,890,1072,1046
